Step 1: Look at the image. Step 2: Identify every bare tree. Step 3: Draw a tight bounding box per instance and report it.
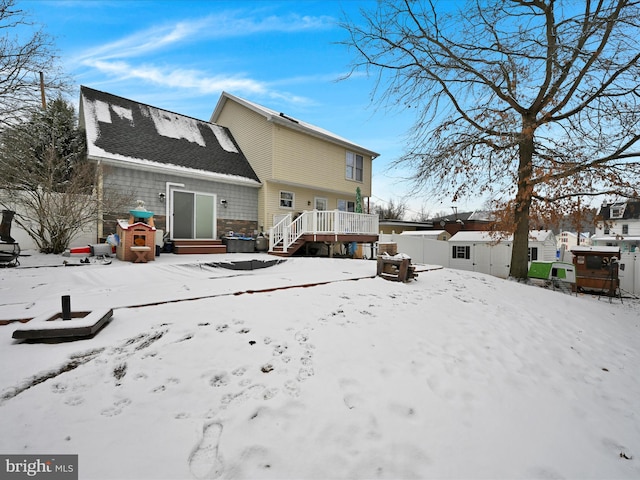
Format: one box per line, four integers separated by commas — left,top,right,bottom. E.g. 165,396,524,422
341,0,640,279
0,99,103,253
373,198,407,220
0,0,69,128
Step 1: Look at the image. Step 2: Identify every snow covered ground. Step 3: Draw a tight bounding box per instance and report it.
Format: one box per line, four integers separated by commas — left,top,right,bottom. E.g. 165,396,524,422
1,251,639,479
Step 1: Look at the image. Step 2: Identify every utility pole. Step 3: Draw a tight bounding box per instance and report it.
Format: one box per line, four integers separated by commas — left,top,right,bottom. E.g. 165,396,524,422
39,72,47,110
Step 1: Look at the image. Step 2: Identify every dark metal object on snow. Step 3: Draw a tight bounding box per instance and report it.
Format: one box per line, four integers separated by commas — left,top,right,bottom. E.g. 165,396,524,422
0,210,20,267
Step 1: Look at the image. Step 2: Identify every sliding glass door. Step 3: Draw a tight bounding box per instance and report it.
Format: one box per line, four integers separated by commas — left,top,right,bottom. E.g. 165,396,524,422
172,191,216,239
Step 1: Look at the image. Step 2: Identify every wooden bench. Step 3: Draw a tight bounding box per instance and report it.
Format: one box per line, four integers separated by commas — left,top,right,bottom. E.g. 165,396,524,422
130,245,151,263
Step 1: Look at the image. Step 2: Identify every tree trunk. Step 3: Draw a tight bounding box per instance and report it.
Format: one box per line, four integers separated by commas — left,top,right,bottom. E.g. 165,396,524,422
510,120,535,280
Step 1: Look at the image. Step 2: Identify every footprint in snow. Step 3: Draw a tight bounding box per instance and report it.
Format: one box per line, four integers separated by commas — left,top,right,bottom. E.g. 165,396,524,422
188,422,224,479
100,398,131,417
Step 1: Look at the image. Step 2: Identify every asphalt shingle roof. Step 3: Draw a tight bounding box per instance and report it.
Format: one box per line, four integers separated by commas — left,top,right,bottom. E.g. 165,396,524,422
80,86,260,184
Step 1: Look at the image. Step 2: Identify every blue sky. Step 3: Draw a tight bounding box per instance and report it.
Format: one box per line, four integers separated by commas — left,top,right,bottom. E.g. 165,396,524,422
23,0,476,219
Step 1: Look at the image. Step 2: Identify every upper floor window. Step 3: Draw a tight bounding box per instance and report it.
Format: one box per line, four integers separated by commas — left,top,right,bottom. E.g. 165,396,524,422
279,191,294,209
346,152,363,182
610,205,625,219
622,224,629,235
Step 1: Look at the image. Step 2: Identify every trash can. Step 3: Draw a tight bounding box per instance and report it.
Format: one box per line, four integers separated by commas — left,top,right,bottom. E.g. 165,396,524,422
255,236,268,252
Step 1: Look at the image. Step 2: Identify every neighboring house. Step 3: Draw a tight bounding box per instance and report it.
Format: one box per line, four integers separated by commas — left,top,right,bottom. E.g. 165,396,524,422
591,199,640,253
557,231,591,251
79,86,261,253
426,210,493,236
210,92,380,255
378,219,434,234
527,230,558,261
400,230,451,241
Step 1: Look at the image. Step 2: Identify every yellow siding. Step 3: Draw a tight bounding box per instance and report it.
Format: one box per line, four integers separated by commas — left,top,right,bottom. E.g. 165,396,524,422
216,97,375,230
264,182,369,228
272,125,372,196
216,102,273,181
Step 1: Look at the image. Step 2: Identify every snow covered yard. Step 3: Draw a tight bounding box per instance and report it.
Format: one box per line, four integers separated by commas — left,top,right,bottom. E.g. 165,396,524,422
1,252,639,479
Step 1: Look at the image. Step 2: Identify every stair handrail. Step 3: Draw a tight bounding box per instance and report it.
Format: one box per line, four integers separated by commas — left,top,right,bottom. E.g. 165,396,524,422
269,210,379,252
269,213,292,252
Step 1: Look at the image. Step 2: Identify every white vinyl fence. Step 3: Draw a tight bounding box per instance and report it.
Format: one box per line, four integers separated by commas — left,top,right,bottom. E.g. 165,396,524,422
380,232,640,295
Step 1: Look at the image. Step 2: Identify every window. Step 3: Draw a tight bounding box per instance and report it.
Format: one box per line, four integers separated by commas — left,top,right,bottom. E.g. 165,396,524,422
346,152,364,182
452,245,470,259
622,224,629,235
528,247,538,262
315,197,328,210
279,191,294,209
610,205,625,219
338,200,356,212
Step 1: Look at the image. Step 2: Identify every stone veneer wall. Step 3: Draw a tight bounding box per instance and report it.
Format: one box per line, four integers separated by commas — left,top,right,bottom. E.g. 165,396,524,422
218,219,259,238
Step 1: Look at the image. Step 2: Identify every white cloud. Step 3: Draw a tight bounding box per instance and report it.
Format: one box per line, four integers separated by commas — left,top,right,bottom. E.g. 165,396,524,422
85,59,268,95
72,9,333,106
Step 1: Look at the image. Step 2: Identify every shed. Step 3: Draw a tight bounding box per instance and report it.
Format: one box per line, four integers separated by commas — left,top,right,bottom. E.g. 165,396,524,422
527,230,557,262
570,245,621,295
448,231,512,278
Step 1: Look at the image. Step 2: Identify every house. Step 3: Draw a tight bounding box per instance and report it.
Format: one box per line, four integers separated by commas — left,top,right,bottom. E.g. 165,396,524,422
557,231,591,251
591,199,640,253
527,230,558,262
210,92,380,255
79,86,261,254
79,87,379,257
400,230,450,241
378,219,434,234
425,210,493,236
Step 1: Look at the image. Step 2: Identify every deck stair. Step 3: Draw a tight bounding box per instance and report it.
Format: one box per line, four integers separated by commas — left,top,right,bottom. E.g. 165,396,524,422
270,239,306,257
172,239,226,255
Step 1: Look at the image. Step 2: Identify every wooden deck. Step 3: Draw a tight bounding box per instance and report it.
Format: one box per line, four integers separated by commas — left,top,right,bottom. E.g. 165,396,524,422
269,211,379,257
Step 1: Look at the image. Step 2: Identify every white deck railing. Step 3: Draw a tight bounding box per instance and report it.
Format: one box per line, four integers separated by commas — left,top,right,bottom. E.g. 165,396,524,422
269,210,379,253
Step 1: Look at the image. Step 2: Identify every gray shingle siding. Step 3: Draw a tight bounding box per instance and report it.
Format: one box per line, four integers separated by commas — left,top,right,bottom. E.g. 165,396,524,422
103,167,258,222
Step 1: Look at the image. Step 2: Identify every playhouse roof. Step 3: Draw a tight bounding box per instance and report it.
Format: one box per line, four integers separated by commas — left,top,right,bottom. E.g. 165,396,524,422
571,245,620,253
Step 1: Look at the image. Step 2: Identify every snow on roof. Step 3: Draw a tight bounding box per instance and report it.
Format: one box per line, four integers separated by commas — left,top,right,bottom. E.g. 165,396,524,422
400,230,447,236
449,231,512,242
571,245,620,253
527,230,555,241
80,86,260,185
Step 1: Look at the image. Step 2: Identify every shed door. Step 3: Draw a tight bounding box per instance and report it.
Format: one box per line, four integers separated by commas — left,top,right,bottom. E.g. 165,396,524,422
172,191,216,239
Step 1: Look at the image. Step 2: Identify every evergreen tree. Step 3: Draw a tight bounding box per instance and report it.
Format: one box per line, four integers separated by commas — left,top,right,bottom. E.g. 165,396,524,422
0,98,95,253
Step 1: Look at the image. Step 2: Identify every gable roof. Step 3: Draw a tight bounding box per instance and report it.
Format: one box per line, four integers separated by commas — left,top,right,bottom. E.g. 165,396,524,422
210,91,379,159
80,86,260,185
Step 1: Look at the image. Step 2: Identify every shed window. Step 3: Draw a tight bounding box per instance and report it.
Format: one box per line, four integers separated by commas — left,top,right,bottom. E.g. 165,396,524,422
452,245,470,259
528,247,538,261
